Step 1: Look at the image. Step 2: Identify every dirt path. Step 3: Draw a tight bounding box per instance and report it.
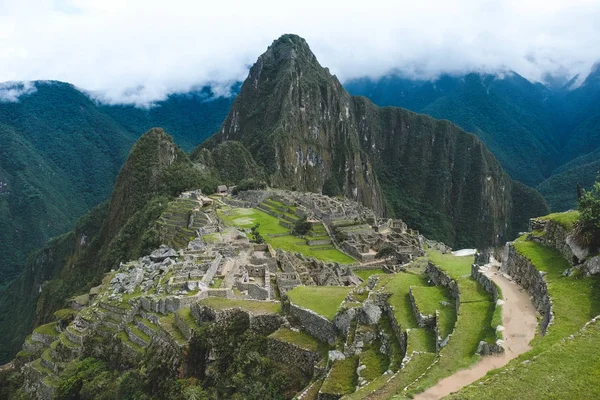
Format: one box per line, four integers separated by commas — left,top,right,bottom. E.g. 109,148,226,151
413,259,538,400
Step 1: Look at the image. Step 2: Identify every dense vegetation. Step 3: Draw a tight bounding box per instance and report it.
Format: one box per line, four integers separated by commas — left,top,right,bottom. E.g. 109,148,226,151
0,129,218,363
0,81,232,288
345,64,600,211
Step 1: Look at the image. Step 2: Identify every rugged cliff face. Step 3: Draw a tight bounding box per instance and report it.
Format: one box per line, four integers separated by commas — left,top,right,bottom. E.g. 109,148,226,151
203,34,548,247
203,34,386,214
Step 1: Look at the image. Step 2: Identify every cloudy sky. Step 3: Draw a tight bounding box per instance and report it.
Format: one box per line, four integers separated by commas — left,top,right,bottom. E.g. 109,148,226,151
1,0,599,105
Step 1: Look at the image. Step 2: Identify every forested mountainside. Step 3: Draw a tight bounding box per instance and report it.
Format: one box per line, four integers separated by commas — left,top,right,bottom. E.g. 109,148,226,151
203,34,547,248
0,82,232,286
345,64,600,211
0,128,263,364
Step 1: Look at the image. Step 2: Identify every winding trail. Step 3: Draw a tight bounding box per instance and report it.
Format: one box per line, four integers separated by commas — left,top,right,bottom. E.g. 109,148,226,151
413,259,538,400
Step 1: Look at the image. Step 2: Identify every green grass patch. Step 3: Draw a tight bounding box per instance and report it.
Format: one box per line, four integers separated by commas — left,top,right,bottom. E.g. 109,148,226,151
539,210,580,230
377,272,428,328
406,301,494,395
127,323,151,343
359,345,390,382
321,356,358,396
197,297,281,314
346,352,436,400
353,268,384,281
210,277,224,288
410,285,456,339
219,207,354,263
118,331,144,352
428,250,474,279
34,322,58,337
269,327,323,353
176,307,201,331
405,328,437,354
53,308,76,321
287,286,351,320
158,314,187,346
513,238,600,355
447,319,600,400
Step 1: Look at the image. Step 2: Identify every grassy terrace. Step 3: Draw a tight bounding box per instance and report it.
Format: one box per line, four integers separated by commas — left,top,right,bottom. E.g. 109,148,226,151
217,206,354,263
34,322,59,337
538,210,580,230
410,285,456,339
377,272,437,353
287,286,352,320
448,317,600,400
197,297,281,314
359,346,390,382
512,238,600,355
269,327,323,353
353,268,385,281
321,356,358,397
407,252,492,383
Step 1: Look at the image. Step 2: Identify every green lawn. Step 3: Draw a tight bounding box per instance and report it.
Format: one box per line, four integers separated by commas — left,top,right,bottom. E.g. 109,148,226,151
269,327,323,353
359,345,390,381
286,286,352,320
428,250,474,278
34,322,58,336
218,207,354,263
410,285,456,340
353,268,385,281
197,297,281,315
539,210,580,230
405,328,436,354
321,356,358,396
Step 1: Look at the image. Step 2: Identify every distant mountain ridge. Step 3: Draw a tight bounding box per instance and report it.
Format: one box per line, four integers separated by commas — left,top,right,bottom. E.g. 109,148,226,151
345,65,600,211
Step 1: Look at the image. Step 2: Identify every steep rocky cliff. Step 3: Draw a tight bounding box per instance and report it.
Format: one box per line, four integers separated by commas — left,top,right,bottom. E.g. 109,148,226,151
202,34,548,247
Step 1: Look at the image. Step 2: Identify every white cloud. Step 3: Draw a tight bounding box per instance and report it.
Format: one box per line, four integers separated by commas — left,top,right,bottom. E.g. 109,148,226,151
0,0,598,106
0,81,37,102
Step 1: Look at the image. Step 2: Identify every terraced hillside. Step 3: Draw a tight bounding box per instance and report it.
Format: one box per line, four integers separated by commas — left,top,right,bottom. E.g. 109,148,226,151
5,190,597,400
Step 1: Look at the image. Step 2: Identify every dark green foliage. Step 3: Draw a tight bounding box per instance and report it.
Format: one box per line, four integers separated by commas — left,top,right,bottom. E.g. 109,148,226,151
231,178,267,195
509,181,550,238
0,129,214,363
292,216,312,236
209,141,265,185
345,67,600,212
250,223,265,244
577,177,600,250
0,81,233,291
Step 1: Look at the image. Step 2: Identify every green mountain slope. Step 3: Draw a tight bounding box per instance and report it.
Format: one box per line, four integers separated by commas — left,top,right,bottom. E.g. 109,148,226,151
0,82,232,285
0,127,260,363
202,34,548,247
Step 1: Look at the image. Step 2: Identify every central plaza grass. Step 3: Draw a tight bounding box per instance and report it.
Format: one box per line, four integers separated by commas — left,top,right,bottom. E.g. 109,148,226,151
353,268,385,281
286,286,352,320
217,206,355,264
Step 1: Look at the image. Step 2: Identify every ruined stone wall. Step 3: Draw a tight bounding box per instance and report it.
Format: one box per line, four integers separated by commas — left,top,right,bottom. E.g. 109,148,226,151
408,287,435,329
471,264,499,302
425,262,460,309
140,292,208,314
266,337,322,376
502,243,553,334
288,303,336,344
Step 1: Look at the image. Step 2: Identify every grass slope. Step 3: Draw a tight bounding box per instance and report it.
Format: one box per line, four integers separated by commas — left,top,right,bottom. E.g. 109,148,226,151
286,286,352,320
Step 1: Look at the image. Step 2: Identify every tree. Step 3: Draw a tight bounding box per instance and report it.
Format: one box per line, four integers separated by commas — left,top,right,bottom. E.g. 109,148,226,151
577,177,600,250
249,223,265,244
292,216,312,236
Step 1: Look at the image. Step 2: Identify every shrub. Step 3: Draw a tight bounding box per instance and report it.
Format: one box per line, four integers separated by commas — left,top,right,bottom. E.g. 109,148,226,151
292,216,312,236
